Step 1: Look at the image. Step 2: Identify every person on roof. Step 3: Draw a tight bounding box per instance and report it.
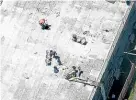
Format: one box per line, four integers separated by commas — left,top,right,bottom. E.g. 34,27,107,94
39,19,51,30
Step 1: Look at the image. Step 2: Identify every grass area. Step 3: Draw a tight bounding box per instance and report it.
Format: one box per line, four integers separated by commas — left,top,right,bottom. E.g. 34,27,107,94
128,71,136,100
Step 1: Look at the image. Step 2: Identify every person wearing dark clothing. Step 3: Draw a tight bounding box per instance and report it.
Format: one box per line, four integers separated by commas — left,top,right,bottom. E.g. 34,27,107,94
72,34,77,42
54,66,59,73
50,50,57,58
78,66,83,77
41,24,51,30
71,66,78,77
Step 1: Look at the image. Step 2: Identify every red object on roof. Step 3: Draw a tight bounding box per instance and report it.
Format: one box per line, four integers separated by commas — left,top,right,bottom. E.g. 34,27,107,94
39,19,47,24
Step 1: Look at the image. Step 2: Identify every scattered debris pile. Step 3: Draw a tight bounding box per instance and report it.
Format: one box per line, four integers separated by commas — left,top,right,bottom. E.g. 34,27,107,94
45,50,62,66
72,34,87,45
65,66,83,80
45,50,57,65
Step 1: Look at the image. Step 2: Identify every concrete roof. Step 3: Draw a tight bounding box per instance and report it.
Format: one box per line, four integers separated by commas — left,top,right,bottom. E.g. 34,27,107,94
1,1,129,100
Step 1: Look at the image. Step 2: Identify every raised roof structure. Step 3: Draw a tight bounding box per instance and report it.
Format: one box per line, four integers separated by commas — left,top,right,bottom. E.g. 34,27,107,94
1,1,133,100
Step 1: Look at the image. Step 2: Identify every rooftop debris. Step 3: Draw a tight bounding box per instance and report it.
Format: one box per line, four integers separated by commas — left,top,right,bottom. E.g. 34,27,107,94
72,34,87,45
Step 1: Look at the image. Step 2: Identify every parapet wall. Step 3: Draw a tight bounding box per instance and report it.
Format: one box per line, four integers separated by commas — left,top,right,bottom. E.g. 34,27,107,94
92,2,136,100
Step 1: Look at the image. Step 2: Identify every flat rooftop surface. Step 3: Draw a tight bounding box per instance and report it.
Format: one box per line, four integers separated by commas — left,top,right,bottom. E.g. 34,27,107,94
1,1,129,100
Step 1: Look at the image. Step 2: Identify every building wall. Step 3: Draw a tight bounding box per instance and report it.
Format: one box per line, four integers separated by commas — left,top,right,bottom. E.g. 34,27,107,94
92,2,136,100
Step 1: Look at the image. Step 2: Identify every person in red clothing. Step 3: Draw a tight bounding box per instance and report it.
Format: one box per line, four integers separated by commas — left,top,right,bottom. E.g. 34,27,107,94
39,19,51,30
